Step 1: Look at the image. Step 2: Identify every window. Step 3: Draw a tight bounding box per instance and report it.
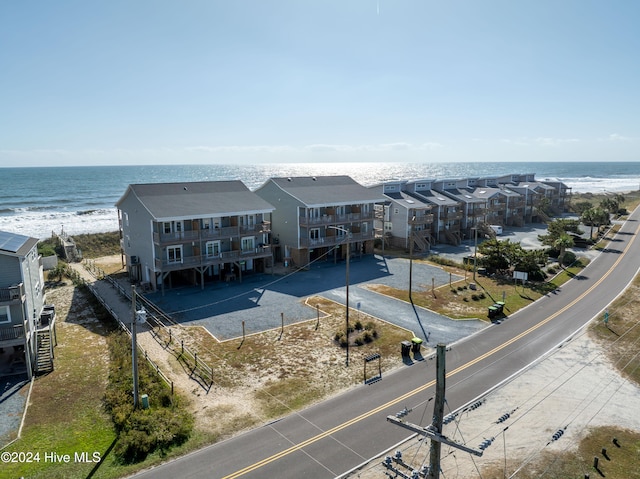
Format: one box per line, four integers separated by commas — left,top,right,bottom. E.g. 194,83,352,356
241,236,255,252
394,208,399,215
163,222,172,234
167,245,183,264
206,241,220,257
0,306,10,324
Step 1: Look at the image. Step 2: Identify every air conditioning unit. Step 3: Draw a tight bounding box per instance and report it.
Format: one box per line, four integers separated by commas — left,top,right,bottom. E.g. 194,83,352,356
131,255,139,265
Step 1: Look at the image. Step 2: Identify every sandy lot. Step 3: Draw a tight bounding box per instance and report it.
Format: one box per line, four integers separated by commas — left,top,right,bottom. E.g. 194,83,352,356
344,329,640,478
79,255,640,477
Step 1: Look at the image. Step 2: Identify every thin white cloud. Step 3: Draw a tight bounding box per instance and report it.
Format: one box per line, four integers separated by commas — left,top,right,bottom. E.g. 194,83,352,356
606,133,632,142
534,137,580,146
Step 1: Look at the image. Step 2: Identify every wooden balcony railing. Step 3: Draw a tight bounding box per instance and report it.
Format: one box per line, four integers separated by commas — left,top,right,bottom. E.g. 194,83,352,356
0,325,24,342
299,211,375,226
155,245,272,271
299,230,375,248
0,284,23,303
154,222,271,245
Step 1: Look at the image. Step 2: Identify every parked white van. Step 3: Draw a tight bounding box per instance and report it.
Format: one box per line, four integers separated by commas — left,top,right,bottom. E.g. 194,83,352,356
490,225,503,235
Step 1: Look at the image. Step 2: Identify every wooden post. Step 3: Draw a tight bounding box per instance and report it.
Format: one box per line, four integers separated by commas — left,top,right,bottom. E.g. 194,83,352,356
316,304,320,329
242,320,246,341
281,312,284,336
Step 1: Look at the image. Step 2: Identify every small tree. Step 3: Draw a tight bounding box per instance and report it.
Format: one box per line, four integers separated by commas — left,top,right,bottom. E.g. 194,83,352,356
554,233,574,267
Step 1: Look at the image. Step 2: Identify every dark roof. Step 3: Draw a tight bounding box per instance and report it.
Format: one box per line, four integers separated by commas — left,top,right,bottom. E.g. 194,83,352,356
117,181,275,220
265,176,386,206
0,230,38,256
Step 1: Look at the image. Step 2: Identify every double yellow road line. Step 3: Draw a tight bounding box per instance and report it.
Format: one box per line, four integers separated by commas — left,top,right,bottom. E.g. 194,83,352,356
224,220,639,479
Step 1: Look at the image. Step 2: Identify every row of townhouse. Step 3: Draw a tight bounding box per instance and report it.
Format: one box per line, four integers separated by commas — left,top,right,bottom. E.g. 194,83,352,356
0,230,55,379
116,173,568,292
372,173,570,252
116,176,385,293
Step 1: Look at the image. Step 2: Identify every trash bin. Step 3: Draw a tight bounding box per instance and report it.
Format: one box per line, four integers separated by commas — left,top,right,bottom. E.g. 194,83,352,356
495,301,505,313
488,305,498,319
140,394,149,409
411,337,423,353
401,341,412,357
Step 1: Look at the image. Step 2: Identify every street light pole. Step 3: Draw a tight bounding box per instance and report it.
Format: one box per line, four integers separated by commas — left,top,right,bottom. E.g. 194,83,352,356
329,225,351,367
473,226,478,282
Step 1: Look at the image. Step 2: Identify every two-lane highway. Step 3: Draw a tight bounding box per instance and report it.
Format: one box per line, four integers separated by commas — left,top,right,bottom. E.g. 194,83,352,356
132,208,640,479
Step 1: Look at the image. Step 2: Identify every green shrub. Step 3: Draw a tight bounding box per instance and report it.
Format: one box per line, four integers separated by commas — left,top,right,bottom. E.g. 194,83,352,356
562,251,577,266
104,331,193,463
365,322,375,331
354,319,363,330
471,294,479,301
354,337,364,346
362,331,373,343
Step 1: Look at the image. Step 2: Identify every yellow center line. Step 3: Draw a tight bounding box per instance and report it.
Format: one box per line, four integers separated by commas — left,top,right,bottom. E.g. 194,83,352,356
222,222,640,479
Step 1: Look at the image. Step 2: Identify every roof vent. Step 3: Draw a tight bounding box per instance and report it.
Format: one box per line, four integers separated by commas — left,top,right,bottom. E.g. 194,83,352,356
287,178,292,182
184,186,188,191
312,177,317,181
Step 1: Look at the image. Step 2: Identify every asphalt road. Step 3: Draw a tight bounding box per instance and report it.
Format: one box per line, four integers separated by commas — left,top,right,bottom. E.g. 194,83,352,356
130,208,640,479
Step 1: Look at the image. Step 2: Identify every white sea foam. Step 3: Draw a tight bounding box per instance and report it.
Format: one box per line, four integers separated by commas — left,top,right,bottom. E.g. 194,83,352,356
1,163,639,240
0,209,119,240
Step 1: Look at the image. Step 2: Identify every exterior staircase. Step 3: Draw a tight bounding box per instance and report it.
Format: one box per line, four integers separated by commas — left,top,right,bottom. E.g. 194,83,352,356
36,330,54,374
411,232,431,253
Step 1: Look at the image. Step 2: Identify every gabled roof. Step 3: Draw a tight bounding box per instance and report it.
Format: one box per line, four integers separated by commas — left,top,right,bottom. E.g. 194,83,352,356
262,176,385,206
379,190,432,210
413,189,459,206
0,230,38,257
116,181,275,220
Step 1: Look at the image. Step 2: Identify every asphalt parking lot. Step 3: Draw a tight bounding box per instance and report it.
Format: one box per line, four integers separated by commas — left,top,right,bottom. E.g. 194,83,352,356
146,255,486,345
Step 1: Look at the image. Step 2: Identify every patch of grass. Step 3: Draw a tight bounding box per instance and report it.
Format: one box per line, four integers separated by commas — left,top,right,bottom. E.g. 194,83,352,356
483,426,640,479
367,259,589,320
1,285,117,479
73,231,121,258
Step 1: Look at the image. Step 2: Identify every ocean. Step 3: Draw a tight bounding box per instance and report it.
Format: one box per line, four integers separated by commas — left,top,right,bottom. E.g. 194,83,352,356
1,161,640,239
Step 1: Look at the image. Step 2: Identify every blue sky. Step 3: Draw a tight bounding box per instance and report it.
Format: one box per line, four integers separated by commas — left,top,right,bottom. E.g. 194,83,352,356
1,0,639,167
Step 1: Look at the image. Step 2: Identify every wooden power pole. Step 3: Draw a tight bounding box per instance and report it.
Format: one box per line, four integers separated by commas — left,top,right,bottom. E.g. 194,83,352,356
428,343,447,478
387,343,484,478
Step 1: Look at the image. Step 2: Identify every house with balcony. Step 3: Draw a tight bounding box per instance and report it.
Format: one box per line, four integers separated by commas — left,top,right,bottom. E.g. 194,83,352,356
0,230,53,379
255,176,386,268
116,181,275,292
370,180,435,253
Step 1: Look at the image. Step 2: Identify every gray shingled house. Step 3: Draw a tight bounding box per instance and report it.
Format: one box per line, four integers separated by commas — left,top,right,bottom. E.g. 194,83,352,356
0,230,53,378
116,181,275,292
255,176,386,268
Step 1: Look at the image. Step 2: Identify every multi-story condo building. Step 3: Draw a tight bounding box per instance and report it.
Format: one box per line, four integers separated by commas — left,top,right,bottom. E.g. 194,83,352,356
374,174,570,250
255,176,385,268
116,181,275,292
0,230,53,378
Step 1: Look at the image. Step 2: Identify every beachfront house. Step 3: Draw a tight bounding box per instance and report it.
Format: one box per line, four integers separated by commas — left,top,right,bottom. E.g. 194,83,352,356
0,230,54,379
370,180,435,253
116,181,275,292
255,176,386,268
374,179,463,248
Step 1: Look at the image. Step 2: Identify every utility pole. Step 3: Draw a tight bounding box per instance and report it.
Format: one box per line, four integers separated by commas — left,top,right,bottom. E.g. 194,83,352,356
387,344,484,478
409,215,415,303
131,286,139,408
428,343,446,478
